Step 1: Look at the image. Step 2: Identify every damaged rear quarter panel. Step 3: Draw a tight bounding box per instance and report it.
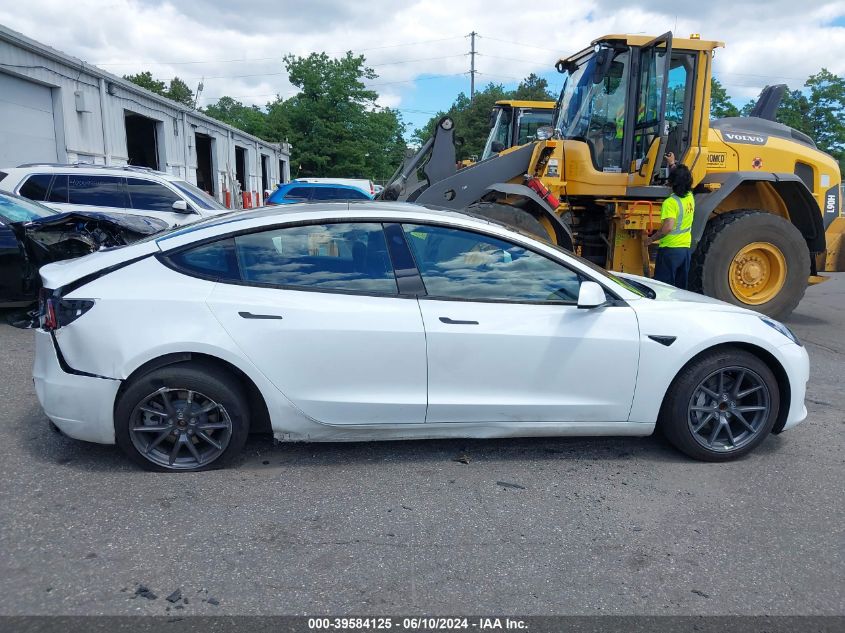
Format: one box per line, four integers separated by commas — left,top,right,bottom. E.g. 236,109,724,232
56,257,304,432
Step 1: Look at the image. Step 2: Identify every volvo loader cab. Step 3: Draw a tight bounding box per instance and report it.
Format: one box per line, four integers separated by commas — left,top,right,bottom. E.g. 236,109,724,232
380,33,843,318
480,101,555,161
533,32,842,317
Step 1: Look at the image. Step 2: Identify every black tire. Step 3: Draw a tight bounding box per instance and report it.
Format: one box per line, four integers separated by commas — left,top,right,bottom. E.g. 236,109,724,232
659,348,780,462
115,363,250,472
466,201,563,244
689,209,809,319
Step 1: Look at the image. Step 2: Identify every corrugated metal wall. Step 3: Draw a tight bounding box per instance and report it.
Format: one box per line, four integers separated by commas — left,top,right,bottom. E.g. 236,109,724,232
0,30,291,205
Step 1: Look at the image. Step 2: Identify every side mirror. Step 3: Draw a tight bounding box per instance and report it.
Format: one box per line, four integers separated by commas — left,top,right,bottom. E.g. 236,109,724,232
577,281,608,309
171,200,190,213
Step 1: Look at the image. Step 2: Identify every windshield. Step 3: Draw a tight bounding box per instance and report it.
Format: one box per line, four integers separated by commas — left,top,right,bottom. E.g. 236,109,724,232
0,193,56,223
554,48,630,172
481,108,512,160
171,180,226,211
540,237,648,297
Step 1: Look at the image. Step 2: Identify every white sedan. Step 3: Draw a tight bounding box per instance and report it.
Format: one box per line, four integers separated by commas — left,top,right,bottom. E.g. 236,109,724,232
33,202,809,471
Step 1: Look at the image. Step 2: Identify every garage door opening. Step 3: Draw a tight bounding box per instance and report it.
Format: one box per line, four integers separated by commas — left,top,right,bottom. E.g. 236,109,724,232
235,145,247,195
125,112,160,169
195,133,215,195
261,154,270,202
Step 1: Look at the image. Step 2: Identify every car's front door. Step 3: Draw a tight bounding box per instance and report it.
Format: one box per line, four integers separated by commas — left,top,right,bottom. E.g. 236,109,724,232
204,221,427,425
401,223,641,424
126,177,197,227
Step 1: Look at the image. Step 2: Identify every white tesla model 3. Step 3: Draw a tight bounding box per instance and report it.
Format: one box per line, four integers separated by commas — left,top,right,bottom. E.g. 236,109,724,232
32,203,809,471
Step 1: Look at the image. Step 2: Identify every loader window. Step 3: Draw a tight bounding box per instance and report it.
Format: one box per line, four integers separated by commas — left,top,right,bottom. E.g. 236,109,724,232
555,48,630,173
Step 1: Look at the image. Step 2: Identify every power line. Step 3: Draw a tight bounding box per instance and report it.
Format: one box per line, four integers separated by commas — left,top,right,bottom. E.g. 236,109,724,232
477,35,562,54
94,35,466,67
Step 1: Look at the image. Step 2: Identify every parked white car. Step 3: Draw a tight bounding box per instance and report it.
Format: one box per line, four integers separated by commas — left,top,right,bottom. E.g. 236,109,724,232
0,164,229,228
33,202,809,471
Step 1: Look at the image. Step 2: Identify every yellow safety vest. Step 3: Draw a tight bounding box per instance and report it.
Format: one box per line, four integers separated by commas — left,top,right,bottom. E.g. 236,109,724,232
659,192,694,248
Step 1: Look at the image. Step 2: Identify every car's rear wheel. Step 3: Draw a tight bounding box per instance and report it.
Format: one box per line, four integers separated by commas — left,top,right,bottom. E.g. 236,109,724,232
115,364,249,472
659,348,780,461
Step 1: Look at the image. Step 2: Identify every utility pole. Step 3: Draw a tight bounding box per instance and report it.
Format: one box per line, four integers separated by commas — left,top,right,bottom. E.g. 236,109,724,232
469,31,477,101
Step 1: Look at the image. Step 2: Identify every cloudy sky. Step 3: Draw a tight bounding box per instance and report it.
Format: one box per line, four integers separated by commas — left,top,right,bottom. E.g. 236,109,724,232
1,0,843,134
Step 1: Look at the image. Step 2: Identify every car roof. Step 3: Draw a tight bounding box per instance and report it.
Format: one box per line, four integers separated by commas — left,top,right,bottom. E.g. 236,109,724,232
5,164,181,181
155,202,510,248
282,182,364,189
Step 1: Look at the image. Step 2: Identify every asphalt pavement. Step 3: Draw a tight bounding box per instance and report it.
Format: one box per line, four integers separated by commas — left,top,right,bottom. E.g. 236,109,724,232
0,277,843,616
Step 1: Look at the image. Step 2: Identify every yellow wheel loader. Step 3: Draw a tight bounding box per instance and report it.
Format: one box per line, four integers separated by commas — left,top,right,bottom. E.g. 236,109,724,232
479,100,555,161
381,33,843,318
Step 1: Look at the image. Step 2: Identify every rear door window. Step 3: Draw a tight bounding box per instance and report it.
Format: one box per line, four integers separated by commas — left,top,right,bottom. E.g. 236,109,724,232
18,174,52,201
283,186,312,201
234,222,398,294
67,175,126,208
47,175,68,203
127,178,183,212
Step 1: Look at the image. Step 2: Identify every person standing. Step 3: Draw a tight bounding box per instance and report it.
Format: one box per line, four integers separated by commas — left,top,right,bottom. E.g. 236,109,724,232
645,160,695,289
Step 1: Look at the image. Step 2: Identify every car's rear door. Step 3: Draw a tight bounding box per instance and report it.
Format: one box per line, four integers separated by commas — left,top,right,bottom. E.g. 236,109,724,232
401,223,641,424
201,221,427,425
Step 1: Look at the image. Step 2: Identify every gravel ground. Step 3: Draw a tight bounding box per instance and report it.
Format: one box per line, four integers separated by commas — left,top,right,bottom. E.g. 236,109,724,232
0,277,843,616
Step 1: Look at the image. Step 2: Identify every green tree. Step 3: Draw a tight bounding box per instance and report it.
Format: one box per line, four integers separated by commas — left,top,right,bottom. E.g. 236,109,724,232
202,96,269,138
412,82,511,161
123,71,167,95
804,69,845,168
512,73,556,101
710,77,740,118
124,72,195,107
272,51,406,180
166,77,195,107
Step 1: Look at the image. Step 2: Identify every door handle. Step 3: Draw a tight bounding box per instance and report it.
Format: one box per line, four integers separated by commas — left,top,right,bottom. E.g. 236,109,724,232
238,311,283,320
439,317,478,325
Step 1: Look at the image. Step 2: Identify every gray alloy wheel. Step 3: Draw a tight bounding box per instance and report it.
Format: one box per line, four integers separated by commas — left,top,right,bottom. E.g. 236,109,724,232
687,366,771,452
128,387,233,470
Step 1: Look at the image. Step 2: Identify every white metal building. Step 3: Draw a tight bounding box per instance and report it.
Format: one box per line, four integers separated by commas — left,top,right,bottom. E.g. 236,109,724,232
0,24,291,206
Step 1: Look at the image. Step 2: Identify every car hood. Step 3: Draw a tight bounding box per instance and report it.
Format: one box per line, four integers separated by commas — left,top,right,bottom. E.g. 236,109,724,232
23,210,168,234
617,272,754,315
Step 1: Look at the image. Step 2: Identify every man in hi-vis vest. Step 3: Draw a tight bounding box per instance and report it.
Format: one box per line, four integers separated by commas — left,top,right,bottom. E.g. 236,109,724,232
645,157,695,289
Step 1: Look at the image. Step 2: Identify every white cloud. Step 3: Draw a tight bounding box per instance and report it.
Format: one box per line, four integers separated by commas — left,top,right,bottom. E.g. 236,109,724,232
0,0,842,113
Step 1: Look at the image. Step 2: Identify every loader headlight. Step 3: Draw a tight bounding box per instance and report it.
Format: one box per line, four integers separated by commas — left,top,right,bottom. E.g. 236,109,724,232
535,126,554,141
760,316,802,346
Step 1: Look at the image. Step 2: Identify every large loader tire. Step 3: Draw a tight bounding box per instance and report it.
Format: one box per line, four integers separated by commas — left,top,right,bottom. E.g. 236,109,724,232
689,210,809,319
465,201,570,247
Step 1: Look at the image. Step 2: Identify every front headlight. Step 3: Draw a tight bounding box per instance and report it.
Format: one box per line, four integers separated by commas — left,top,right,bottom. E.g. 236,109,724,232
760,316,802,346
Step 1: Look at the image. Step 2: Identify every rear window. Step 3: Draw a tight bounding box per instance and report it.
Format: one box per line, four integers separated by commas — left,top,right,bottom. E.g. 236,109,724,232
284,186,311,200
167,238,239,280
68,175,126,208
18,174,52,201
0,171,6,183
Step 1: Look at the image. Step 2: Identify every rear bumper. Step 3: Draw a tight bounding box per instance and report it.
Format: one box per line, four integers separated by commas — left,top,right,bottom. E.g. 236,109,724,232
777,342,810,432
32,330,120,444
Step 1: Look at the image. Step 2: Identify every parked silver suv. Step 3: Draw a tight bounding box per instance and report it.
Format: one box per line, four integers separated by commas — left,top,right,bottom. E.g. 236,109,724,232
0,164,229,228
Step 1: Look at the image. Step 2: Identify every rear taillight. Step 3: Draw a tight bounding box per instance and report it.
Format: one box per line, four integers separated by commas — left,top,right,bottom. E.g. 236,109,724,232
39,291,94,331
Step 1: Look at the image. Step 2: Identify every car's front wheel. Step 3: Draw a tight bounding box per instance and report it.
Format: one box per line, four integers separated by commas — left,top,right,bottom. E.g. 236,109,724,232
115,363,250,472
660,348,780,461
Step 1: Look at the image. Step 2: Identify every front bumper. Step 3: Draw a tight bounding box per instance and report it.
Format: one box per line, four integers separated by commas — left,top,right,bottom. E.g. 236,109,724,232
777,342,810,432
32,330,120,444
